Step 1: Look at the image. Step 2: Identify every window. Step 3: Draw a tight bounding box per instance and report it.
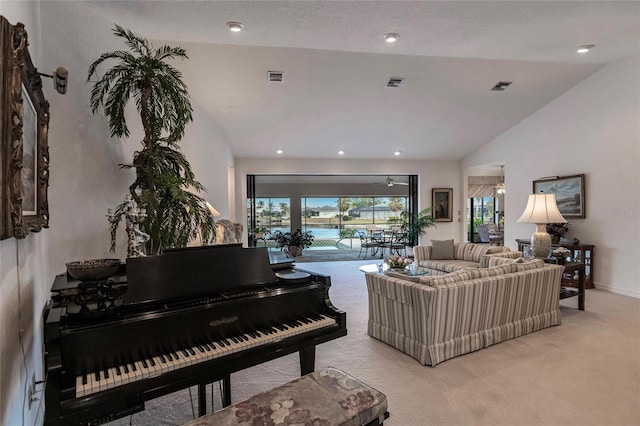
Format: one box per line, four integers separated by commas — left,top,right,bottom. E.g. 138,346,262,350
254,197,290,233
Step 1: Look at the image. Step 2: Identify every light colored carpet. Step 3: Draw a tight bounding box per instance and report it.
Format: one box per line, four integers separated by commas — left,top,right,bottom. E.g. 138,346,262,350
108,260,640,426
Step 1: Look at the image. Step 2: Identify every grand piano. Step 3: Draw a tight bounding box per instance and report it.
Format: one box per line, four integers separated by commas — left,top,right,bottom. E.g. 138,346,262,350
43,245,347,425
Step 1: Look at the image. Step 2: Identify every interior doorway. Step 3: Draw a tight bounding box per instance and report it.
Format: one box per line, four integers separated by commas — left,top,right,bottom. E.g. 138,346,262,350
466,166,505,244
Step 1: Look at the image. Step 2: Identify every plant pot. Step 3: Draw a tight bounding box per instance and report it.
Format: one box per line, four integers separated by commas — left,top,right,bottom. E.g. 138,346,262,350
287,245,302,257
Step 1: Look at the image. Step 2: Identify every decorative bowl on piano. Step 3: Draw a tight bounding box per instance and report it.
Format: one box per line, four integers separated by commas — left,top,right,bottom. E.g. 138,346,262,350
65,258,121,281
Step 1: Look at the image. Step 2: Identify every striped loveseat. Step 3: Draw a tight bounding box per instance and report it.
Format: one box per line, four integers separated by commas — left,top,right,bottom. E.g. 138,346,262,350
365,259,564,366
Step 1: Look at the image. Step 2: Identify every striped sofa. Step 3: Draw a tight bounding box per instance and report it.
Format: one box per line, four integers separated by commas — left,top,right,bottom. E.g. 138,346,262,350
413,243,512,275
365,259,564,366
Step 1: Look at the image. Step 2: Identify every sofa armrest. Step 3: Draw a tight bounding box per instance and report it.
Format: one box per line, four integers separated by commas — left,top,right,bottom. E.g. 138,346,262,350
365,272,435,340
413,245,432,264
478,250,524,268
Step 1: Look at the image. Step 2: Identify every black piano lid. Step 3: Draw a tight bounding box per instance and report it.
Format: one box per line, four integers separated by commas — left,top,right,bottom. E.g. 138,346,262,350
125,245,278,306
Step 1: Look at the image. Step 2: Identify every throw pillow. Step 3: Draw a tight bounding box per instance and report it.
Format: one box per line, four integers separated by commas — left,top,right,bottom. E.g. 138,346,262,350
431,239,454,260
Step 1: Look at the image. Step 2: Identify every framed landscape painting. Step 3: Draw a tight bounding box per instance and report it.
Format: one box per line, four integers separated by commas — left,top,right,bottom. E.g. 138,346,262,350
432,188,453,222
533,174,585,218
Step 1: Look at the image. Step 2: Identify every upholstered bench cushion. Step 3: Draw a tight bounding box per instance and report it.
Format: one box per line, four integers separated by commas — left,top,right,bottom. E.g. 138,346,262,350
184,367,388,426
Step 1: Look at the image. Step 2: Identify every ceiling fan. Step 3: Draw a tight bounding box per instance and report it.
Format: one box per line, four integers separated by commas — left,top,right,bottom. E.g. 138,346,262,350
379,176,409,187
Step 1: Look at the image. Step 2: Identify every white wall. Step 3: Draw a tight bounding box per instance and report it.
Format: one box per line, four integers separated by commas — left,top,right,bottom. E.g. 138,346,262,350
179,98,235,218
464,55,640,297
235,158,464,244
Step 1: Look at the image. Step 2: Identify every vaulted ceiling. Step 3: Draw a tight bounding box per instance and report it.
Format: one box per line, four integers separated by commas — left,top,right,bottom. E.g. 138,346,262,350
43,1,640,160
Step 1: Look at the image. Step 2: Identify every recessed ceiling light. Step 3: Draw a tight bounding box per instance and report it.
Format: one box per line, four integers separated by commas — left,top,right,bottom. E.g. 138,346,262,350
576,44,595,54
226,22,244,32
394,151,401,156
276,149,283,154
338,150,345,155
383,33,399,43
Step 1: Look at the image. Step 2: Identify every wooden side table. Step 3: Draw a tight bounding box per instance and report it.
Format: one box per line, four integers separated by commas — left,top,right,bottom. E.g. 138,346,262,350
516,239,594,289
558,262,585,310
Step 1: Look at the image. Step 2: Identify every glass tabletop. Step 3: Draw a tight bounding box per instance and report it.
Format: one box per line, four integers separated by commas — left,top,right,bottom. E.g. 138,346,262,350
359,263,429,276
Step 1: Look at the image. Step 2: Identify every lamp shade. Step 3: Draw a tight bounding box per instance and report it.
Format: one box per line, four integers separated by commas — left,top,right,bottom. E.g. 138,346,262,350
517,193,567,224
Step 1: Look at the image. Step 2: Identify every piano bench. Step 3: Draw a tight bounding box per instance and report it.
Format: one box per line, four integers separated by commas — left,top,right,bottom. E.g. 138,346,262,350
184,367,389,426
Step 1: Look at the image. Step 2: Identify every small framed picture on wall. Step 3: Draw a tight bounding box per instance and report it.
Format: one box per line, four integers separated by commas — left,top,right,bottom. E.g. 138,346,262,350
432,188,453,222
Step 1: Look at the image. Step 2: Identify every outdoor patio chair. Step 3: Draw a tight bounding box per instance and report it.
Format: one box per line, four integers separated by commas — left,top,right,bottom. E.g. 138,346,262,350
388,231,408,256
358,231,381,258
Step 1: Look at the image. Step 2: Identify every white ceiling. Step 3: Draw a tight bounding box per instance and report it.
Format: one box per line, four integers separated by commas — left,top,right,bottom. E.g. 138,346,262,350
47,1,640,160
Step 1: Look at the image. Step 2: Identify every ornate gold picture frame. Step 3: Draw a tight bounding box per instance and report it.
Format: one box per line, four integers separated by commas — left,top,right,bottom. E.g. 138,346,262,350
0,16,50,240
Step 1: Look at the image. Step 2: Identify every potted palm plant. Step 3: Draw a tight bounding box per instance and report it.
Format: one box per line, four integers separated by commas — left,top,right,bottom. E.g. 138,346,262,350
272,229,314,257
88,25,215,255
390,208,437,248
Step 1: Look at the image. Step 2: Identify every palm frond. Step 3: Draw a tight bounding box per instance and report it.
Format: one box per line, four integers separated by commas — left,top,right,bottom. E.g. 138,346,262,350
112,24,151,57
154,45,189,61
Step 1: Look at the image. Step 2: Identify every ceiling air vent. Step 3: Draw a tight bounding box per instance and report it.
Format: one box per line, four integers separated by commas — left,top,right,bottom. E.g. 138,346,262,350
386,78,404,88
491,81,512,91
268,71,284,83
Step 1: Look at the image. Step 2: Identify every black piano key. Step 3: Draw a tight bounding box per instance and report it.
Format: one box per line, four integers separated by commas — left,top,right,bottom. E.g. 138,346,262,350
197,345,205,353
159,353,166,363
82,374,87,385
149,357,156,367
131,362,137,372
187,347,196,356
141,358,148,368
115,366,122,376
104,369,109,379
203,343,212,351
181,349,189,357
123,363,129,373
230,336,239,344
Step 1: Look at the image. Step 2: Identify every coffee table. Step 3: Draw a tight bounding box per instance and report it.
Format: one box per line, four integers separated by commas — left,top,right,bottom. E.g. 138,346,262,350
359,263,429,276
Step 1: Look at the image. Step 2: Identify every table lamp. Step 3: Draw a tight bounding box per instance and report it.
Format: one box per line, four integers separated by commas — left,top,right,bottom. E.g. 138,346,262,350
517,193,567,258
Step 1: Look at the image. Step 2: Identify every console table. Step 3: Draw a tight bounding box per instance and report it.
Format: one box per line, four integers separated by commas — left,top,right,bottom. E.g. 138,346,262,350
516,239,594,289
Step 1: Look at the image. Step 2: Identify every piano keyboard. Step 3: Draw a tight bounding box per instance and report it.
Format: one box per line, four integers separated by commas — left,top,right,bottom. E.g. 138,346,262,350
75,314,336,398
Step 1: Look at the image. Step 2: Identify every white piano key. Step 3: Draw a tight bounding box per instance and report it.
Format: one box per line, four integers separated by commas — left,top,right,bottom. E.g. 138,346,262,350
153,356,167,374
105,368,116,390
122,364,135,384
76,375,85,398
136,360,151,379
111,366,122,387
